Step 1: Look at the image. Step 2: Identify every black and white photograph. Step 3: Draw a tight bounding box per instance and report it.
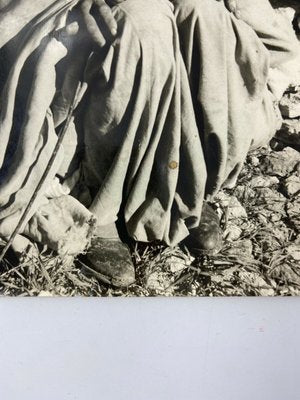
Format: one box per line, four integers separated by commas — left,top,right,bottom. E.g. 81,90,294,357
0,0,299,297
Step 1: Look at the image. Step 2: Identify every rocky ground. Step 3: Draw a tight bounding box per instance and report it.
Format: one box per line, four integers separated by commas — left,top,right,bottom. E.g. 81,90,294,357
0,1,299,297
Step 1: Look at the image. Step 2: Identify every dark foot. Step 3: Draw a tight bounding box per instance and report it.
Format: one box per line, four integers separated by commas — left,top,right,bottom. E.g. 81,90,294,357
185,202,222,254
83,237,135,287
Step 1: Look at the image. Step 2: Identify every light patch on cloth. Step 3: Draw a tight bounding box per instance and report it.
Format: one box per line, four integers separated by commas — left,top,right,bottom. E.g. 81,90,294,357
23,195,97,256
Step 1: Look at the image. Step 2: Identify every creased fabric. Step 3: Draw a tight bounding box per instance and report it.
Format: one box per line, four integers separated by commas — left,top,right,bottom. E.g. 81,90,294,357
81,0,206,245
173,0,296,195
0,0,96,254
0,0,299,254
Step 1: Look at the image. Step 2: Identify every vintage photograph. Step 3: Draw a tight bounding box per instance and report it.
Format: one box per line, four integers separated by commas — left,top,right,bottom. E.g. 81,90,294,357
0,0,299,296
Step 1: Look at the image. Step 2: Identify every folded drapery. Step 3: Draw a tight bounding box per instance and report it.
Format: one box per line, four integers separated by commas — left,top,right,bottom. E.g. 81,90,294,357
0,0,299,255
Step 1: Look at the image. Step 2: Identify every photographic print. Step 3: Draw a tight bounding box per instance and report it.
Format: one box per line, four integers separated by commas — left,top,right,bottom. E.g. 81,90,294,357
0,0,299,296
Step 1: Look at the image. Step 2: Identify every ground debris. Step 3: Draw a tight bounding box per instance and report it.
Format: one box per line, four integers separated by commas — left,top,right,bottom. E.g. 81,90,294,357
282,172,300,197
275,119,300,151
1,11,300,296
260,147,300,177
280,90,300,118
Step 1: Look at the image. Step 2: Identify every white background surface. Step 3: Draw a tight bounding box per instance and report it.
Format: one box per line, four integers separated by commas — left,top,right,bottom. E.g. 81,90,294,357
0,298,299,400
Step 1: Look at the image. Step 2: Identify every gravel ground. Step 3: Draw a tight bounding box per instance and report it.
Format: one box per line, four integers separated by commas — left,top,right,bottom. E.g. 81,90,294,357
0,1,299,297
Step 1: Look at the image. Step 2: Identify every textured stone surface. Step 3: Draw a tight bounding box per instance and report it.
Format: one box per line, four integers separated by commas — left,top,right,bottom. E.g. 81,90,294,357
249,175,279,189
275,119,300,150
215,193,248,220
261,147,300,176
283,173,300,197
280,91,300,118
287,200,300,231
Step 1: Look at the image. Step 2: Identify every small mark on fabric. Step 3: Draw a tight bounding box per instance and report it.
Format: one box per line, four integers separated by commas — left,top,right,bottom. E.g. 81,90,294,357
169,161,178,169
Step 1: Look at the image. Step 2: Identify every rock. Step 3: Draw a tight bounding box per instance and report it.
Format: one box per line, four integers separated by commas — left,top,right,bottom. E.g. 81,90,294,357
261,147,300,176
254,187,287,222
215,193,247,220
275,119,300,151
249,156,260,166
224,224,242,241
249,175,279,189
287,244,300,261
226,239,253,258
38,290,54,297
234,185,256,203
256,187,286,207
228,197,248,219
283,173,300,197
279,91,300,118
145,270,173,293
287,200,300,231
167,255,191,273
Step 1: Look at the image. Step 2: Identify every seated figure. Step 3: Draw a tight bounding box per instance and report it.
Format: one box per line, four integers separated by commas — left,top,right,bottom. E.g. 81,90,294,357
0,0,299,287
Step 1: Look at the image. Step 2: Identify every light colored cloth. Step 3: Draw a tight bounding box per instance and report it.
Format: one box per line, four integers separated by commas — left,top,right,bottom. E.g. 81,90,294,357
80,0,206,245
0,0,96,254
173,0,281,195
0,0,299,254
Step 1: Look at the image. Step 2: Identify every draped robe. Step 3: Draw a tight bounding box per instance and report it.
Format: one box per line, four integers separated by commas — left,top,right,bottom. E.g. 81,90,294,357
0,0,299,255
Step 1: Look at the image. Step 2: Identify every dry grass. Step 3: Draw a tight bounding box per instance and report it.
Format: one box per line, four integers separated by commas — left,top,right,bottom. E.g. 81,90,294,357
0,143,299,297
1,1,299,297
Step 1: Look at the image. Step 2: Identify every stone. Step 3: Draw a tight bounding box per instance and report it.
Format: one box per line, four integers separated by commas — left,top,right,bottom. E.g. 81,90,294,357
249,156,259,166
287,200,300,231
283,173,300,197
256,187,286,206
145,270,173,293
275,119,300,151
38,290,54,297
215,192,247,220
249,175,279,189
287,244,300,261
279,91,300,118
226,239,253,258
261,147,300,177
254,187,287,221
167,255,191,273
234,185,256,203
224,224,242,241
